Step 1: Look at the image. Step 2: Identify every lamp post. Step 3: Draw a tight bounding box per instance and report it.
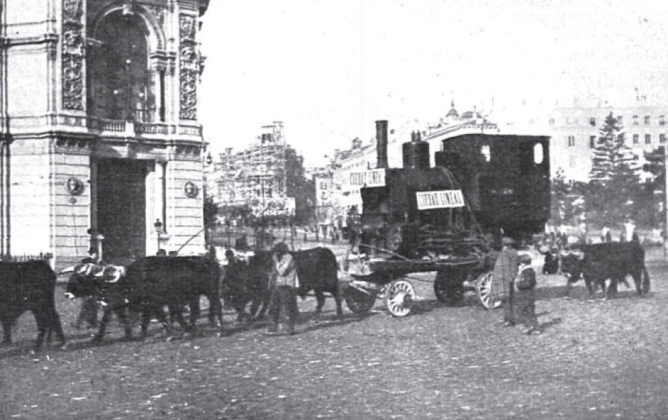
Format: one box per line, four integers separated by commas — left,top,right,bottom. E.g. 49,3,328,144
154,218,163,253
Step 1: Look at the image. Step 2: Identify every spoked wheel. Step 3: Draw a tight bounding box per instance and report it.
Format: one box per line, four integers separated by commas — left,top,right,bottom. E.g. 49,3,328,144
385,279,415,317
434,268,465,305
344,286,376,314
476,272,500,309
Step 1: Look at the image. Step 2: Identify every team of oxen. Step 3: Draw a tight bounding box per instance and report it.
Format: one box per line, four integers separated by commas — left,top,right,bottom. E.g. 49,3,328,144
0,241,654,353
548,241,651,298
0,247,342,352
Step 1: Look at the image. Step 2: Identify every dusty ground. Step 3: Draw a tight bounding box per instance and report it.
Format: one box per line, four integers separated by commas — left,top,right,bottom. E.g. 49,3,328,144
0,248,667,419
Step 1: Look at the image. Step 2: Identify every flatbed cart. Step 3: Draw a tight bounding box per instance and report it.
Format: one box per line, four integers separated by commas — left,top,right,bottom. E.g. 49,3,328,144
340,250,499,317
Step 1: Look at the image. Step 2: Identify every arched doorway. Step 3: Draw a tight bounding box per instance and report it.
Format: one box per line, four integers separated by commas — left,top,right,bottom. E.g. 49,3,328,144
87,11,155,263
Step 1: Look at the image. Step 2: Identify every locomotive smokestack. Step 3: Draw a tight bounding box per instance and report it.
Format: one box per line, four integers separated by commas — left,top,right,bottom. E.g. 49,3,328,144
376,120,388,169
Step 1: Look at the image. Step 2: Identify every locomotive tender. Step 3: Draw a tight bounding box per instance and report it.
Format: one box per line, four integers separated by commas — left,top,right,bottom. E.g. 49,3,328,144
343,120,550,315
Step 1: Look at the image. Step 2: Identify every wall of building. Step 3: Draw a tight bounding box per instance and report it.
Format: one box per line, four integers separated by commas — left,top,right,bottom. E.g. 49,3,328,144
548,105,668,181
0,0,209,269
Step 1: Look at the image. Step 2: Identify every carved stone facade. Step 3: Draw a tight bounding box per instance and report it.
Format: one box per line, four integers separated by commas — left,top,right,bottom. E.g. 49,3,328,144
0,1,210,268
62,0,85,110
179,14,199,120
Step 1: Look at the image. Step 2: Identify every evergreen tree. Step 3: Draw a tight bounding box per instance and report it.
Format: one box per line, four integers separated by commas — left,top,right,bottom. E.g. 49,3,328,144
587,112,641,227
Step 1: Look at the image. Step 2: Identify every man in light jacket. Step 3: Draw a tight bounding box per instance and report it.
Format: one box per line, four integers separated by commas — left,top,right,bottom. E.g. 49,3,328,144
267,242,299,335
492,237,518,326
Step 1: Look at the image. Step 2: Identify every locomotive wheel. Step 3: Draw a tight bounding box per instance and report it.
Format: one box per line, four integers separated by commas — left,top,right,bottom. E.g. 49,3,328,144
434,269,465,305
385,279,415,317
344,286,376,314
476,272,501,309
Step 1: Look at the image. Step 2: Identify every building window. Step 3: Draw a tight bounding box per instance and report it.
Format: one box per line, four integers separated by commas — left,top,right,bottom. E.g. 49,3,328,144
589,117,596,126
645,134,652,144
567,136,575,147
633,115,639,125
633,134,640,144
660,115,666,126
645,115,651,125
590,136,597,148
660,134,666,143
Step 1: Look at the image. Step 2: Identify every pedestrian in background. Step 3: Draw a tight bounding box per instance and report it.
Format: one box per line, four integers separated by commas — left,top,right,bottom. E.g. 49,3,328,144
493,237,518,326
515,254,540,335
267,242,299,335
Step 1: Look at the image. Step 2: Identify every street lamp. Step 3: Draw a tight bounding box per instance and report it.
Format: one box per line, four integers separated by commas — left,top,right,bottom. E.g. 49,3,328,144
154,218,163,252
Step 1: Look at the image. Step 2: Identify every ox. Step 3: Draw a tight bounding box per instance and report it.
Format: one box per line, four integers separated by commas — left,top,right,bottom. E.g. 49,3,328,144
222,247,343,322
561,242,650,298
124,256,224,339
0,260,66,352
221,253,270,322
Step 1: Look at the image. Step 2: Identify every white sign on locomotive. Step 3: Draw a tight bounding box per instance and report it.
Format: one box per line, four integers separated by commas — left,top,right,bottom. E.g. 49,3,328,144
415,189,465,210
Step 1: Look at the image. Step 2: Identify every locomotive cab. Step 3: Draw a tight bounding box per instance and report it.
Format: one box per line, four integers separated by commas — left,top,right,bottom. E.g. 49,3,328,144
435,134,550,243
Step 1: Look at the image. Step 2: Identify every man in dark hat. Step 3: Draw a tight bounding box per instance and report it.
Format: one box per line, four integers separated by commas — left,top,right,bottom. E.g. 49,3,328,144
267,242,299,335
492,237,518,326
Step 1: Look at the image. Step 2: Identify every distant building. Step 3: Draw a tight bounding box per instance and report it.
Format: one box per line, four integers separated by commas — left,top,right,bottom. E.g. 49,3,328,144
487,98,668,182
214,122,300,219
546,104,668,181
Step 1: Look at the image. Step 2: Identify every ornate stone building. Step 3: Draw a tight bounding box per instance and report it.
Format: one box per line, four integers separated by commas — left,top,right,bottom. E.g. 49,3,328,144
0,0,210,268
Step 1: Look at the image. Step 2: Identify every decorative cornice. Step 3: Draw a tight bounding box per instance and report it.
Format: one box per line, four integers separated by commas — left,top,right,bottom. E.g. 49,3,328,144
0,33,59,47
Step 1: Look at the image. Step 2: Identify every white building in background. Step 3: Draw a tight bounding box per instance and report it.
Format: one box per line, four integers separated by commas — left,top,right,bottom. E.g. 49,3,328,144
214,122,290,211
489,97,668,182
546,104,668,182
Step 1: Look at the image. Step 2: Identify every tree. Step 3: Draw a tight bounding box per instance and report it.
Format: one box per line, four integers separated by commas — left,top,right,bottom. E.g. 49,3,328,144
284,147,315,224
587,112,641,228
637,146,666,227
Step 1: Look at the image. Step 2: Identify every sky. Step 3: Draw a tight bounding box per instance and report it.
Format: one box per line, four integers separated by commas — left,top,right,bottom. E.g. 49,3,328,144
199,0,668,167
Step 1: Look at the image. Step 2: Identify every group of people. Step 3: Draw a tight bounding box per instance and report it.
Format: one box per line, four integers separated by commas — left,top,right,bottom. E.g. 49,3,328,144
493,237,541,335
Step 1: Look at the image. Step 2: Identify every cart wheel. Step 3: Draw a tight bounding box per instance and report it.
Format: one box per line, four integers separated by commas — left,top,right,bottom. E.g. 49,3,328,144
344,286,376,314
385,279,415,317
434,269,465,304
476,272,500,309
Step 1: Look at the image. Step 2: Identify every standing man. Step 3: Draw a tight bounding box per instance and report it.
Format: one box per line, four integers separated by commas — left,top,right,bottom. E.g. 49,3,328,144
267,242,299,335
493,237,518,326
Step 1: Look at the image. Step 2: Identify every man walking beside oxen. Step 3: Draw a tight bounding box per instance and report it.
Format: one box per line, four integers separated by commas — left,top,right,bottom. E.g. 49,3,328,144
266,242,299,335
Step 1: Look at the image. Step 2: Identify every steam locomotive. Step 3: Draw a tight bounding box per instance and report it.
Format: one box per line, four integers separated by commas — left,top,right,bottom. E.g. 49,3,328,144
343,120,551,313
358,120,550,260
